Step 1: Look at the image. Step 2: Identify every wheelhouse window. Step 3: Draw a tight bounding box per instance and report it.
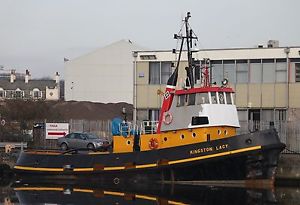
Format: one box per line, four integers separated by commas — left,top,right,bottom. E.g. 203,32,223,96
177,95,186,107
197,93,209,104
226,93,232,104
218,92,225,104
187,94,196,105
210,92,218,104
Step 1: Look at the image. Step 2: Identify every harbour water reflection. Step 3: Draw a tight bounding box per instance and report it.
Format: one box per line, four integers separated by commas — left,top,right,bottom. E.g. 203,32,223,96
0,178,299,204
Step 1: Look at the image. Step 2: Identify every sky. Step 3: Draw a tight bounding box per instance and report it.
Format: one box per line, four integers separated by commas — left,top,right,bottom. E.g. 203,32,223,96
0,0,299,78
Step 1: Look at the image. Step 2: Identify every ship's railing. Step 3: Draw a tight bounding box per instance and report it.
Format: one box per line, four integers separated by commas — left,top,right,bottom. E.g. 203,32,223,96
140,121,158,134
118,121,158,136
119,121,133,137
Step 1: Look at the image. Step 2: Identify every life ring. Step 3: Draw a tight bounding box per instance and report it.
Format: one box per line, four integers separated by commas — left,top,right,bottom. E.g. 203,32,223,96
163,112,173,125
148,138,159,150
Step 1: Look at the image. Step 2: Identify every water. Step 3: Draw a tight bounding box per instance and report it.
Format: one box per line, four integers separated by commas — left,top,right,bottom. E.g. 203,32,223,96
1,177,300,205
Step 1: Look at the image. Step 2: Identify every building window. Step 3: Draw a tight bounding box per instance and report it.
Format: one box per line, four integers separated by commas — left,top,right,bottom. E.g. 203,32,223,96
0,89,4,98
15,89,23,99
137,110,148,121
211,60,223,85
262,59,275,83
32,88,42,99
236,60,248,83
261,109,274,121
194,60,201,84
237,109,248,122
149,61,172,85
223,60,236,84
33,91,39,98
249,109,260,131
275,109,286,121
140,55,156,60
149,62,160,84
5,90,14,99
161,62,172,84
250,59,262,83
276,59,287,83
148,109,160,121
296,63,300,82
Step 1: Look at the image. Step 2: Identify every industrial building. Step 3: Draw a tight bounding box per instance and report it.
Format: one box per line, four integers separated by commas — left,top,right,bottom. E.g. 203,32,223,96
64,39,144,103
134,41,300,133
63,39,300,151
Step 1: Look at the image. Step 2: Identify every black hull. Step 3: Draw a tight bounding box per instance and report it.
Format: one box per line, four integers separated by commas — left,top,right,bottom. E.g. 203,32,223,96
13,184,277,205
14,129,285,186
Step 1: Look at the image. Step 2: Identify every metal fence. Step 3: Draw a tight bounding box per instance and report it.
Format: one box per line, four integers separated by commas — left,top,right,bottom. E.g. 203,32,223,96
69,119,112,141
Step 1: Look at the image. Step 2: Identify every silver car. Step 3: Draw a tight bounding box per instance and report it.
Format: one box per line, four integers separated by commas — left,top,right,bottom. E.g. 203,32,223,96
57,132,109,151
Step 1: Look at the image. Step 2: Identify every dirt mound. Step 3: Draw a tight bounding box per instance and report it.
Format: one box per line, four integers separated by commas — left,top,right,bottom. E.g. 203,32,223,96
52,101,133,121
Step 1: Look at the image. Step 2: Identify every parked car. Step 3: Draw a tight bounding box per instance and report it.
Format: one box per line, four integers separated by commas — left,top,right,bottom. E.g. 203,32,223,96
57,132,110,151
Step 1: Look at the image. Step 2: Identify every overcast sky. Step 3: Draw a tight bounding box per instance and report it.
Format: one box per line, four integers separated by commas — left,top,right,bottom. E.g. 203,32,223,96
0,0,299,78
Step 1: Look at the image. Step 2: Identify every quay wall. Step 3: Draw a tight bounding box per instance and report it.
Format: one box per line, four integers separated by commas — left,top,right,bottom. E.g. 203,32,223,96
276,153,300,183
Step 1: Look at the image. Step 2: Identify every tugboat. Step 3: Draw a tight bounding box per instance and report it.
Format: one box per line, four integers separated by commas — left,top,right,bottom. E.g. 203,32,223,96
14,12,285,187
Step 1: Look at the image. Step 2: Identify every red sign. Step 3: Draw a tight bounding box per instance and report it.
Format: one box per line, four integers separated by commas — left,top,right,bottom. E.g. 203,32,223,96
46,123,69,139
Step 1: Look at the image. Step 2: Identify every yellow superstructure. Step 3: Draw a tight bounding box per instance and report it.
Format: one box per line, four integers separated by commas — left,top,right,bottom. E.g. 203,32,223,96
113,126,236,153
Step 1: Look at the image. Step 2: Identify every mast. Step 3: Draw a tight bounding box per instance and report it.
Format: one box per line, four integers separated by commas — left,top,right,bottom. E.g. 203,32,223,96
185,12,193,73
173,12,197,88
157,12,197,133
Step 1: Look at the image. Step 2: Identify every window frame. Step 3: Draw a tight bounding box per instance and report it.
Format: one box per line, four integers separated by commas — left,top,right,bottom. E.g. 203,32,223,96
149,61,173,85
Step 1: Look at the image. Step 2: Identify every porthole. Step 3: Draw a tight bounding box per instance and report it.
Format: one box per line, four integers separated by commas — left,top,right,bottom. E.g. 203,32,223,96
127,140,131,145
224,130,228,135
192,133,196,138
180,134,185,139
164,137,168,141
218,130,221,135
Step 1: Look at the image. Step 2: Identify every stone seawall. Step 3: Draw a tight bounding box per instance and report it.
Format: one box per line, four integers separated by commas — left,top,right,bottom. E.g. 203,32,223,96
276,153,300,185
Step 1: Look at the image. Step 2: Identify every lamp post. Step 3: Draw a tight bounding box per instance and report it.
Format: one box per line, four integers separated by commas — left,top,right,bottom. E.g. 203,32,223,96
122,107,127,122
71,81,74,100
284,47,290,121
132,51,138,125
